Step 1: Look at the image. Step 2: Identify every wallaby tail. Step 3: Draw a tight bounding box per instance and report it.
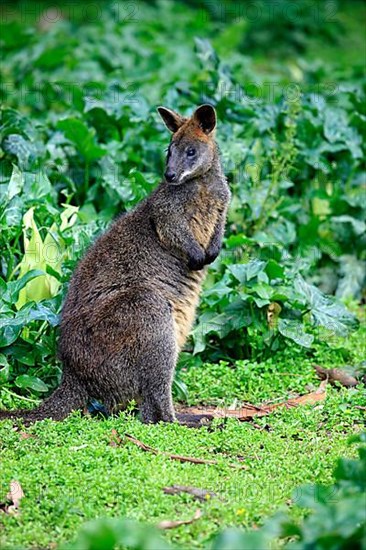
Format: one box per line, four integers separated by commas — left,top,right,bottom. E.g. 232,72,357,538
0,369,88,425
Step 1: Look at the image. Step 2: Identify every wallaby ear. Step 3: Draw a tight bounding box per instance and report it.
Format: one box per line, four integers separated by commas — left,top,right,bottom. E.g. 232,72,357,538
192,104,216,135
157,106,185,133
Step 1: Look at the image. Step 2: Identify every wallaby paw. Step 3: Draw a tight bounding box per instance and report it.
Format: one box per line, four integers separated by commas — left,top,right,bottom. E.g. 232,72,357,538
187,250,206,271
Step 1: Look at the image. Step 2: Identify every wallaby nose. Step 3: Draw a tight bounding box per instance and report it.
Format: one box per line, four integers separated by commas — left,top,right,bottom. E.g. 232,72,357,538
165,171,177,183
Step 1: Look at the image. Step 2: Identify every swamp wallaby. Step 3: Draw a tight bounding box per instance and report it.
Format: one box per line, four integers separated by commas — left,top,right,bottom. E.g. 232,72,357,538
0,104,231,424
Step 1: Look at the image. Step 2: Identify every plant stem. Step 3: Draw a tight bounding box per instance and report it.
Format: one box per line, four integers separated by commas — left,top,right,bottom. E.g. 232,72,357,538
2,387,40,404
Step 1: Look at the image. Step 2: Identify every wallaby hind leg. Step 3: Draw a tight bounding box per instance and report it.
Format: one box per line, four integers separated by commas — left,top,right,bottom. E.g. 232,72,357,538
83,288,178,424
139,329,177,424
141,382,176,423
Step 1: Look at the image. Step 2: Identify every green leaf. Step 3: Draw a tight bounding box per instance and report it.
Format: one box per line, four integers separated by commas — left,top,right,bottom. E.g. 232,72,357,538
324,107,362,159
3,134,37,167
336,255,365,300
211,528,270,550
0,354,10,384
0,303,34,347
227,264,247,284
7,164,24,201
3,195,23,226
294,276,359,336
332,215,366,236
334,456,366,489
228,260,266,284
0,317,24,347
172,377,188,402
15,374,49,393
278,318,314,348
67,518,171,550
251,283,272,300
57,118,106,162
28,302,59,327
265,259,285,280
7,269,45,303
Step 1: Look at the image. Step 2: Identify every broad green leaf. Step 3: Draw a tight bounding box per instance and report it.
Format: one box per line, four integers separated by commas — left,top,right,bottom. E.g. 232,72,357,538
0,303,34,347
294,276,358,336
278,318,314,348
334,455,366,488
28,302,59,327
57,118,106,162
251,283,272,300
3,134,37,167
324,107,362,159
265,259,285,280
8,269,44,303
15,374,49,392
172,377,188,402
0,317,24,347
228,260,266,284
3,195,23,226
67,518,171,550
227,264,247,284
192,311,231,354
336,255,365,300
211,528,270,550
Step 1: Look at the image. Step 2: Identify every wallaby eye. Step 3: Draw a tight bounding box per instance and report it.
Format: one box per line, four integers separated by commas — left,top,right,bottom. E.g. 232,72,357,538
187,147,196,158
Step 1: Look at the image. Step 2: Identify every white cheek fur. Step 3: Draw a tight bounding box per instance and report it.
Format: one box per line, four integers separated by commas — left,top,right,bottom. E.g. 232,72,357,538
178,169,194,182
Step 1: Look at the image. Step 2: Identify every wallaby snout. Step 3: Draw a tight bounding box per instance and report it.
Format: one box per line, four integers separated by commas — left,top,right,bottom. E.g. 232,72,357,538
164,169,177,183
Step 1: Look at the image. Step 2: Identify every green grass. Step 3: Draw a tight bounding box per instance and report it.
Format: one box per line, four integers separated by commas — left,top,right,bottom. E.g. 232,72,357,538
1,330,364,549
181,323,366,408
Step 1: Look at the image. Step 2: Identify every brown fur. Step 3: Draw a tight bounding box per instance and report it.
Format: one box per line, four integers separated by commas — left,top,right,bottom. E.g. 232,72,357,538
0,104,231,424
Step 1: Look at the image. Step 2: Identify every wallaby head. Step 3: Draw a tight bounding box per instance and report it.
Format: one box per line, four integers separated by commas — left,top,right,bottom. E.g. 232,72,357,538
157,104,217,185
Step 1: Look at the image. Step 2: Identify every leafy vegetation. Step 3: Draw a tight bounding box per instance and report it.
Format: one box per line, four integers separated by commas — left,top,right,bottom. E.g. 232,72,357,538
0,0,365,548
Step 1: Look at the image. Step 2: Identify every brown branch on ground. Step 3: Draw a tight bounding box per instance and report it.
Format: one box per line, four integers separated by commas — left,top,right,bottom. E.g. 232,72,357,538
157,509,202,530
124,433,249,469
176,380,327,422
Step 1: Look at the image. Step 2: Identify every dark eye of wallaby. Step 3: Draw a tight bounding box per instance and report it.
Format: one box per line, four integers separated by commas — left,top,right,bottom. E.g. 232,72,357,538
187,148,196,157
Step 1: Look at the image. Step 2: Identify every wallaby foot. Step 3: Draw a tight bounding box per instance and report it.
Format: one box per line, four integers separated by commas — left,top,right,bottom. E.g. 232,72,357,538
141,395,176,423
140,375,176,423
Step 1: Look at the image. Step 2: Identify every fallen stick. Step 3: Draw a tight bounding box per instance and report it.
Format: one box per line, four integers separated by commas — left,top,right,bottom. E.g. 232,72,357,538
157,509,202,530
124,433,248,469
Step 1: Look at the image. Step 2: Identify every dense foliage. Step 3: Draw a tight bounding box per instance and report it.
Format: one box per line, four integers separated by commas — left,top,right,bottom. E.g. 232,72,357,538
0,1,365,399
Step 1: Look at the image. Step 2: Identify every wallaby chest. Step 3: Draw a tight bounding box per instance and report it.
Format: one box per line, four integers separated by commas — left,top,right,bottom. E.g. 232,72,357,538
186,180,227,248
169,180,229,349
